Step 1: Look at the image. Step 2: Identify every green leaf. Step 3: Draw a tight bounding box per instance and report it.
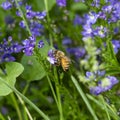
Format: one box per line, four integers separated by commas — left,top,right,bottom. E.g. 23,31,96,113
0,62,24,96
107,41,117,61
103,40,119,67
21,55,46,81
71,2,88,12
35,0,56,11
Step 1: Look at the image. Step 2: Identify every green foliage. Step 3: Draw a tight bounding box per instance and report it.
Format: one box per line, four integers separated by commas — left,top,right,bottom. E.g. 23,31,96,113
102,40,120,75
0,62,24,96
1,0,120,120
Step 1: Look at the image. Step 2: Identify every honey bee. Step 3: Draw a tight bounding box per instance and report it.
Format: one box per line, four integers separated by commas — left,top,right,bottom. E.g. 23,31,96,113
53,50,71,71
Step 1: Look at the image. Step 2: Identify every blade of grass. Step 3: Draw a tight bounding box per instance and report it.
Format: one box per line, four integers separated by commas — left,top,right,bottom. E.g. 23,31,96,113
100,95,111,120
16,94,33,120
87,94,119,120
0,77,50,120
10,93,23,120
0,113,6,120
54,67,64,120
71,75,98,120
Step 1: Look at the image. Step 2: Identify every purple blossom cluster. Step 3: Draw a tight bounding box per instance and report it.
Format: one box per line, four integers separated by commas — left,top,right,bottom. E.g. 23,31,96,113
0,36,23,63
86,71,119,95
81,12,108,40
22,36,44,56
0,1,46,59
22,36,36,56
18,5,46,37
81,0,120,40
1,1,46,37
0,35,44,62
101,0,120,23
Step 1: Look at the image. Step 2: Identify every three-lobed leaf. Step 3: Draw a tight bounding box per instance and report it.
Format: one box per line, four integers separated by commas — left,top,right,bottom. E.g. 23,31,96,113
21,55,46,81
0,62,24,96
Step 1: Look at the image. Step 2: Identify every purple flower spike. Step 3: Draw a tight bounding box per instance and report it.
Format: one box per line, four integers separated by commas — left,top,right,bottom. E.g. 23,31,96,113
90,76,119,95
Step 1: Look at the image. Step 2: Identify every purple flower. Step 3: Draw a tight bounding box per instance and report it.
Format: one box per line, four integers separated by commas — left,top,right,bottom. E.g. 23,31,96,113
93,26,107,38
73,15,84,26
5,15,15,25
97,70,105,76
56,0,66,7
62,37,72,45
30,21,44,37
90,86,103,95
112,40,120,54
35,11,46,19
25,5,46,20
86,72,94,78
47,49,57,64
98,11,106,20
19,21,26,28
1,107,8,115
22,36,36,56
1,53,15,63
1,1,12,10
102,5,113,13
108,76,119,86
11,43,23,53
84,12,99,25
82,24,93,37
25,5,32,10
16,10,21,17
38,40,44,48
0,36,23,63
26,10,36,19
66,47,85,59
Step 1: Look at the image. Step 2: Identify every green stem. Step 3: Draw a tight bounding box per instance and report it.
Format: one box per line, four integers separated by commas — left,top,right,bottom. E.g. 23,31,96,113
71,76,98,120
0,78,50,120
54,67,64,120
44,0,53,47
0,113,6,120
100,96,111,120
46,75,59,108
16,94,33,120
10,93,23,120
22,82,30,95
14,0,32,36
